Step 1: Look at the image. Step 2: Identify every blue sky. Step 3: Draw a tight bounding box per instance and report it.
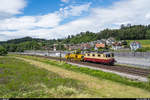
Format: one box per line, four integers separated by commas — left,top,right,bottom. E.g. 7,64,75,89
22,0,117,14
23,0,120,15
20,0,120,23
0,0,150,41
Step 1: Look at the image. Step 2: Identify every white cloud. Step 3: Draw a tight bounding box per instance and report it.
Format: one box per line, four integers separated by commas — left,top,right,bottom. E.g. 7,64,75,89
36,13,62,28
0,3,90,30
39,0,150,40
93,0,150,26
59,3,91,18
145,13,150,20
61,0,69,3
0,0,26,18
0,3,92,40
52,0,150,39
2,0,150,41
0,16,35,30
0,13,61,30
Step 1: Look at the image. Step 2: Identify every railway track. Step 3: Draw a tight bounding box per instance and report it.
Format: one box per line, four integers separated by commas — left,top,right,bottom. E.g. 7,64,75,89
23,54,150,77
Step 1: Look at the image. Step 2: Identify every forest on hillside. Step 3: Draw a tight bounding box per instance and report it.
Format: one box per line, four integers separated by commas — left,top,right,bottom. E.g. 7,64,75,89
0,24,150,52
63,24,150,44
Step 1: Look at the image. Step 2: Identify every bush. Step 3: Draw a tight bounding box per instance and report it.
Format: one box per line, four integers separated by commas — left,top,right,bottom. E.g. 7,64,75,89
0,46,7,56
136,47,150,52
124,45,130,48
51,85,79,97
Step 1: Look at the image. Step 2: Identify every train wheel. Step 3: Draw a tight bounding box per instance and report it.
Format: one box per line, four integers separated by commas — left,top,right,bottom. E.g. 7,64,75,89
83,60,87,63
103,62,106,65
109,62,114,66
80,59,84,62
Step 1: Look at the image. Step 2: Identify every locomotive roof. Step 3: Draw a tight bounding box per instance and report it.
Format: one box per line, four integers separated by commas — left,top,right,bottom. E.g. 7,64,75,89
85,51,113,54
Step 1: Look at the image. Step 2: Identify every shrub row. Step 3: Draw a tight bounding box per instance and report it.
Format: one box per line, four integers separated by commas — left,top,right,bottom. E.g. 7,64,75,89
136,47,150,52
0,46,7,56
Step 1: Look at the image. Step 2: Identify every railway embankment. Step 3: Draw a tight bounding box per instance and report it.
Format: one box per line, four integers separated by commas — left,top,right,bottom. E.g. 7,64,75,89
10,51,150,69
66,62,148,82
17,54,150,82
1,55,150,98
13,55,150,93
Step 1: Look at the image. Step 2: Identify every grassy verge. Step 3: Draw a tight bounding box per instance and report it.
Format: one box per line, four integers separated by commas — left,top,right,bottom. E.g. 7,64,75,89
16,55,150,92
0,56,87,98
115,63,150,69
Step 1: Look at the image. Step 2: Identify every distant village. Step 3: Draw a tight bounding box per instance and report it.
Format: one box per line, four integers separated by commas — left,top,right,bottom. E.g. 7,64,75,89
52,37,142,51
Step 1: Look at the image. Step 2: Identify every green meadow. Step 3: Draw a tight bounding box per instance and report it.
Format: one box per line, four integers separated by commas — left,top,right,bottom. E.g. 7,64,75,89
127,40,150,47
0,55,150,98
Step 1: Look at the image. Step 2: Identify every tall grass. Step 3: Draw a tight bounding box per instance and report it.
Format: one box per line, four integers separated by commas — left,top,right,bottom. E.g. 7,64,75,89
0,56,86,98
20,55,150,92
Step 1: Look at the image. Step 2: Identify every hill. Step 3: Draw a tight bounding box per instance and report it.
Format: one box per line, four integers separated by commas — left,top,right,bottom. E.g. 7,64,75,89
62,31,98,44
0,37,46,45
1,24,150,52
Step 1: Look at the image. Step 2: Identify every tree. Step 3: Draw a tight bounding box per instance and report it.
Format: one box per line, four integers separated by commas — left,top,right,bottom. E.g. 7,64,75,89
127,23,131,27
121,24,125,29
146,30,150,39
0,46,7,56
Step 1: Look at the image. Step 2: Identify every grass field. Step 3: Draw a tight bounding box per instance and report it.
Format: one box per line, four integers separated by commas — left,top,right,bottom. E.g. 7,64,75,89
127,40,150,47
0,56,87,98
126,40,150,52
1,55,150,98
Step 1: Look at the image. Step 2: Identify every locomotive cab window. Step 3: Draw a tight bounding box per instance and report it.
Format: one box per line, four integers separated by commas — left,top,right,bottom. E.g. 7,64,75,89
106,54,111,58
92,54,95,57
112,53,114,57
87,54,90,56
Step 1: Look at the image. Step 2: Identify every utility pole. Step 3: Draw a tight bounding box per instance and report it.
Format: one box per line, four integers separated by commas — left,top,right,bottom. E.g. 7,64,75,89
47,43,51,56
47,45,49,56
134,40,136,57
33,45,36,55
59,42,62,62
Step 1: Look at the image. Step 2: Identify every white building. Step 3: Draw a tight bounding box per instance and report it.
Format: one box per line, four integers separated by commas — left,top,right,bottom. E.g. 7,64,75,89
130,41,142,51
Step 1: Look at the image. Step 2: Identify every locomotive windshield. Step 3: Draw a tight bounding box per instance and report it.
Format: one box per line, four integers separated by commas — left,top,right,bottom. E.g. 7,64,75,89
106,54,111,58
105,53,114,58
